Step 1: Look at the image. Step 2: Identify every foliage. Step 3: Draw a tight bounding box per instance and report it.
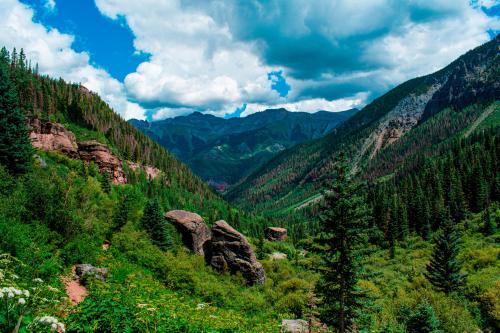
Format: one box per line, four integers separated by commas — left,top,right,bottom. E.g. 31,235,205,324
0,47,31,175
314,154,369,332
141,198,173,250
425,213,465,293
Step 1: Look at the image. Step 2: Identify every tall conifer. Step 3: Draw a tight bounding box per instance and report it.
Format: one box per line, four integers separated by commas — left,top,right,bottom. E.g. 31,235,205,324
314,153,369,332
0,51,32,175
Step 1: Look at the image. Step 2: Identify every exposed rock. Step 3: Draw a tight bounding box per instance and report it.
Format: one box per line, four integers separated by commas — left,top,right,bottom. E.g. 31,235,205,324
270,252,287,260
126,161,161,180
281,319,309,333
102,240,110,251
33,154,47,168
164,210,211,256
265,227,288,241
210,220,265,285
28,119,162,184
27,118,78,157
74,264,108,282
78,140,127,184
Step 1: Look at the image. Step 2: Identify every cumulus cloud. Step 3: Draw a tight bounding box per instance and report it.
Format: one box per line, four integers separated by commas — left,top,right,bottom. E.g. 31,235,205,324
94,0,499,118
2,0,498,120
241,93,368,118
0,0,146,120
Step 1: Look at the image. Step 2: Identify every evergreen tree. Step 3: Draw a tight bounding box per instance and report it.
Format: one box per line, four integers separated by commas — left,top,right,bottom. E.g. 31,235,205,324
256,233,265,260
482,206,496,236
406,300,441,333
425,212,465,293
100,172,111,194
314,154,369,332
0,54,32,175
141,198,172,250
111,189,137,233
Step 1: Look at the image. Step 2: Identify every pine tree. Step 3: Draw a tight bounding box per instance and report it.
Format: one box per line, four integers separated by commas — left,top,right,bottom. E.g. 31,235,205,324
314,154,369,332
482,206,496,236
406,300,441,333
256,233,266,260
111,189,136,233
425,212,465,293
100,172,111,194
141,198,172,250
0,54,32,175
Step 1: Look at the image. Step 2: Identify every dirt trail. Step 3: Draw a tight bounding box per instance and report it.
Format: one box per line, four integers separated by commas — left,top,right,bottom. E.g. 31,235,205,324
62,266,87,305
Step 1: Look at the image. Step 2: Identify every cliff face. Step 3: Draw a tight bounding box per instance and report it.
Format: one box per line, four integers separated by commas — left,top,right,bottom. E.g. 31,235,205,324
28,118,161,184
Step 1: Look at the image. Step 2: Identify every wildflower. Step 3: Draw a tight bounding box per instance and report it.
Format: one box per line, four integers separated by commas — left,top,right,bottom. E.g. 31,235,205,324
33,278,44,283
51,323,58,331
196,303,206,310
18,298,26,305
8,291,14,298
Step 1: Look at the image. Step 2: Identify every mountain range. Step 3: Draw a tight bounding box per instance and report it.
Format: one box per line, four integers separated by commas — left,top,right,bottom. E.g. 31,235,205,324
129,108,357,189
226,34,500,216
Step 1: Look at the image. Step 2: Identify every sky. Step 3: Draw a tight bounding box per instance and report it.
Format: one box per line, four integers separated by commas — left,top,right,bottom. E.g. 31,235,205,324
0,0,499,120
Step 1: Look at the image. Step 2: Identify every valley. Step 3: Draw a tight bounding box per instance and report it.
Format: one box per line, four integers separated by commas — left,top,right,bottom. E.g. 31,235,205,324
0,5,499,333
130,108,357,189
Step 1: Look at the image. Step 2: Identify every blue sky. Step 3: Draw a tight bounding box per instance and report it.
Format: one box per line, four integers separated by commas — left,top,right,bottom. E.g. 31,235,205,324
1,0,499,120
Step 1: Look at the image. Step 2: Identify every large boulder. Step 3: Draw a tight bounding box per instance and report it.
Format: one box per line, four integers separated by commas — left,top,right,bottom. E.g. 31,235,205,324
281,319,309,333
265,227,288,241
78,140,127,184
27,118,78,158
210,220,265,285
164,210,211,256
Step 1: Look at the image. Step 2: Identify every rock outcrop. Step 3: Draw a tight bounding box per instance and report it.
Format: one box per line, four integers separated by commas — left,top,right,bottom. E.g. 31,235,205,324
28,119,162,184
164,210,211,256
28,118,78,158
74,264,108,283
265,227,288,241
78,140,127,184
210,220,265,285
127,161,161,180
281,319,309,333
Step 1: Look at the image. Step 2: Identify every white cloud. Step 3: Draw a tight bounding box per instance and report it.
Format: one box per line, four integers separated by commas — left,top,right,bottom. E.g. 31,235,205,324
96,0,280,115
241,93,368,118
95,0,499,119
0,0,145,120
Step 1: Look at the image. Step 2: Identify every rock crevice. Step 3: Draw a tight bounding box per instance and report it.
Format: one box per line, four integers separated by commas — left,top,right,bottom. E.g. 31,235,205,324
164,210,266,285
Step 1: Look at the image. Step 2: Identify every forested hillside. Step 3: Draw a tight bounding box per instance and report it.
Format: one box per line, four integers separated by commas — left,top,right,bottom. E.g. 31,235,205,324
130,108,356,188
0,36,499,333
226,35,500,225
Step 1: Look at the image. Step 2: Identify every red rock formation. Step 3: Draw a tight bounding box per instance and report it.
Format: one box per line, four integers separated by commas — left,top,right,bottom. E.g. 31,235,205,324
265,227,288,241
27,118,78,157
28,119,162,184
78,140,127,184
164,210,211,256
126,161,161,180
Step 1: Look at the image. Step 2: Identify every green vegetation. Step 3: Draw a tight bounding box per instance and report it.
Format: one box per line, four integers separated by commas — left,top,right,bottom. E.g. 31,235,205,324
0,47,32,176
0,37,499,333
314,155,369,332
425,213,465,293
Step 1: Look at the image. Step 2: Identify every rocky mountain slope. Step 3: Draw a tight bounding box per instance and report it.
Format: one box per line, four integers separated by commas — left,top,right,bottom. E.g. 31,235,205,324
130,108,357,189
226,34,500,216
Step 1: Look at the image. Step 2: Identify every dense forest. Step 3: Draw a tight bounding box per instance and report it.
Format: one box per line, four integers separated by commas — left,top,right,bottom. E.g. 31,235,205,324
0,36,499,333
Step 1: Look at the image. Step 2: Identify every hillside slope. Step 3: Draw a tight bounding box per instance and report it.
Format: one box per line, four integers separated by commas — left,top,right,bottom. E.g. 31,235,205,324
226,35,500,217
130,108,357,188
